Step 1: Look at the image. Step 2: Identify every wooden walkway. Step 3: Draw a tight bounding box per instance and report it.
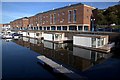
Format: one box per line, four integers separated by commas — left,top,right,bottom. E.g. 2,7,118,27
37,56,85,80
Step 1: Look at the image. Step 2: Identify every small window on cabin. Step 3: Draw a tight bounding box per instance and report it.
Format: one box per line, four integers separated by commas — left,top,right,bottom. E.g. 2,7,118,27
28,32,29,35
36,33,39,36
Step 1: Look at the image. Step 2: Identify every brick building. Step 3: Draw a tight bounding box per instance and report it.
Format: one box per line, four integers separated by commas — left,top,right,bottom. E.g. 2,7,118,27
10,17,29,30
11,3,95,31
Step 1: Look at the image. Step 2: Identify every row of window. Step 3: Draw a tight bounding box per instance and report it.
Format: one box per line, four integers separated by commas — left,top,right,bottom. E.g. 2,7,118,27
17,26,88,31
68,10,77,23
36,9,77,25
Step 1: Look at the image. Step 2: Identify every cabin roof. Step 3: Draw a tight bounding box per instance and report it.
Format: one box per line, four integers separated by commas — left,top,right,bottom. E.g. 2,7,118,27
75,34,108,38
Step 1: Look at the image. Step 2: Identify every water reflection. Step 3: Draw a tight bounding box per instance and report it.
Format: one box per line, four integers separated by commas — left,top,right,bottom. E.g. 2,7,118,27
4,39,12,42
13,37,112,71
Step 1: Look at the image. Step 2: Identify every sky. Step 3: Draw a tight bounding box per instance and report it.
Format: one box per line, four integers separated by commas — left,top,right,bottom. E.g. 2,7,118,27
1,2,119,24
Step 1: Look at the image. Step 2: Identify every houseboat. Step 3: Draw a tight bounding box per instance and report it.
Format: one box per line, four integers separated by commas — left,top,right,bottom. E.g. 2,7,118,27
73,34,114,53
43,32,69,43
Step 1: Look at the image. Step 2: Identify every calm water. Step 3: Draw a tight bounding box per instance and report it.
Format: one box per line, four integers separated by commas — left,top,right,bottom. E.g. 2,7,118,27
2,39,57,80
2,37,120,80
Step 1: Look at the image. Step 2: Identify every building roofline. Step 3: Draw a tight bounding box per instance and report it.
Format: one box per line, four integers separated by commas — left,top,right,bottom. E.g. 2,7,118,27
35,3,84,15
83,4,96,9
13,17,28,22
35,3,96,16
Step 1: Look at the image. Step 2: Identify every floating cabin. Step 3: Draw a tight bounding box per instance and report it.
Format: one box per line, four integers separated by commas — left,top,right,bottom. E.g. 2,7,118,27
21,31,27,37
20,31,44,39
43,32,68,43
73,34,113,53
27,31,44,39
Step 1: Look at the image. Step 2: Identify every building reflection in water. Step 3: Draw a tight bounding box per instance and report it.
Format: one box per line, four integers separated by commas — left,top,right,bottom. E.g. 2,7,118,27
13,37,112,71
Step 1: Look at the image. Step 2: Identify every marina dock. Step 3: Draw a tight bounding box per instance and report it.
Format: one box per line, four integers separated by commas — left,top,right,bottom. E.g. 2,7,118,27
37,55,86,80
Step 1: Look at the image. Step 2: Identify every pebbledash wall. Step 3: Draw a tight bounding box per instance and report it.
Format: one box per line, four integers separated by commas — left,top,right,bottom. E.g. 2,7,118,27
10,3,95,31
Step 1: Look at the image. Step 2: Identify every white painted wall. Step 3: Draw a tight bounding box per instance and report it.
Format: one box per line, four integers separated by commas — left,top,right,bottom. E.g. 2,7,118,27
29,32,35,38
22,32,27,36
18,31,22,34
73,46,91,60
35,32,43,38
43,33,53,41
73,36,91,47
54,33,64,41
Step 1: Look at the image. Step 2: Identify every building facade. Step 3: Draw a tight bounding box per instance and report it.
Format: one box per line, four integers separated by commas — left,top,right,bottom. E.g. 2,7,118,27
10,17,29,30
10,3,95,31
0,24,3,33
2,23,11,31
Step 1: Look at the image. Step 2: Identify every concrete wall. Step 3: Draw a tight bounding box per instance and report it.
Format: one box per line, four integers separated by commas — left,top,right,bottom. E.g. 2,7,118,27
73,36,91,47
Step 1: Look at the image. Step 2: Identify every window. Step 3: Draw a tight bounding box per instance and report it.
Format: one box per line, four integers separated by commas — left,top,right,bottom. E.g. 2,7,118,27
68,10,72,23
84,26,88,31
43,21,45,24
97,38,101,46
51,26,55,30
50,14,52,24
53,13,56,24
69,26,77,30
39,26,42,30
78,26,82,30
62,26,67,30
73,10,77,22
47,27,50,30
40,16,42,25
28,32,29,35
101,38,104,46
92,38,96,47
36,33,39,36
57,26,61,30
97,38,104,47
44,27,46,30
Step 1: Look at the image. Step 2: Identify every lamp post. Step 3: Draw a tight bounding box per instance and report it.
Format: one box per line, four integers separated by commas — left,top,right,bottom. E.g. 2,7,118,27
91,18,95,32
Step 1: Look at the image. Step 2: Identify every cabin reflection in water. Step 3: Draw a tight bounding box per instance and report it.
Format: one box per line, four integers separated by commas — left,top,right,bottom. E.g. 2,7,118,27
13,37,112,71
